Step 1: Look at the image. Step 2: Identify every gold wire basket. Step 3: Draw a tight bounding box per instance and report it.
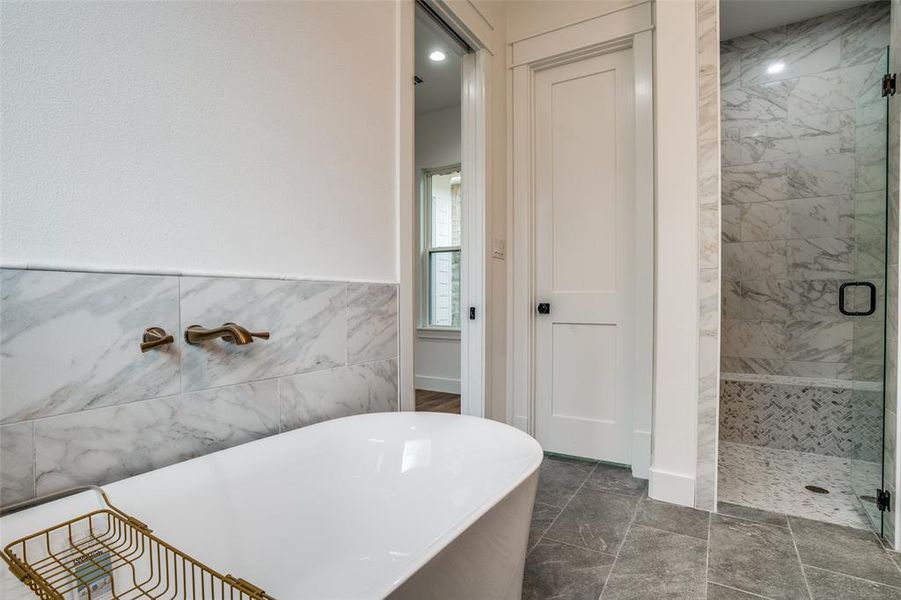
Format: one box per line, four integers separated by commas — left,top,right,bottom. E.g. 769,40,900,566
1,486,274,600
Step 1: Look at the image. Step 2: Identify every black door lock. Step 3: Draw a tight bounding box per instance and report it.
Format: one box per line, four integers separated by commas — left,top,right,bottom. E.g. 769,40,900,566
536,303,551,315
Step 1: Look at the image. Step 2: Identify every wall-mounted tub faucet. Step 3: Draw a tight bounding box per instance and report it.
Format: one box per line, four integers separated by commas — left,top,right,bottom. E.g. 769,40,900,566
185,323,270,346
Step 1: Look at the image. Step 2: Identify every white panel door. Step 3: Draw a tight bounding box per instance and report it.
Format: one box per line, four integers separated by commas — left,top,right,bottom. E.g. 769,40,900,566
534,48,636,464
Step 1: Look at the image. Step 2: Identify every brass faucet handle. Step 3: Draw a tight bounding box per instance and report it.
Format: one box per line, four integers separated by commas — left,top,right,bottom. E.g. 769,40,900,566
141,327,175,353
249,330,270,341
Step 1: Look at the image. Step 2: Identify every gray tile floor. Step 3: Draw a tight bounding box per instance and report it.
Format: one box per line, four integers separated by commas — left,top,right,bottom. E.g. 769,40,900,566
523,455,901,599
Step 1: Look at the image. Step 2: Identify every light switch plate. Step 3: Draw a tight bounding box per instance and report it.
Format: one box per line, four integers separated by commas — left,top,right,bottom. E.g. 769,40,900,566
492,238,505,259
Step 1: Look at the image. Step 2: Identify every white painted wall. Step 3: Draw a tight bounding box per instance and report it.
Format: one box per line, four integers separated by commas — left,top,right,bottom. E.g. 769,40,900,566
416,106,462,197
1,1,397,282
483,1,509,424
506,0,637,42
415,105,462,392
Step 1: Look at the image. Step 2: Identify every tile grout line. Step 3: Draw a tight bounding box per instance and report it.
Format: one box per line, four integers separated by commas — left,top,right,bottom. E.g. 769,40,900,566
536,535,617,557
30,420,36,500
718,508,901,594
613,521,708,543
703,511,712,600
597,483,645,599
715,510,788,529
544,458,651,501
9,355,396,426
177,276,183,396
528,460,599,557
802,564,901,592
706,581,774,599
868,526,901,575
785,518,815,600
543,519,707,554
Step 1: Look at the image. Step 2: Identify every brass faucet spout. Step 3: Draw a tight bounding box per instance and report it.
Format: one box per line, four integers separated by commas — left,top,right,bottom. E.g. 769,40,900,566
184,323,269,346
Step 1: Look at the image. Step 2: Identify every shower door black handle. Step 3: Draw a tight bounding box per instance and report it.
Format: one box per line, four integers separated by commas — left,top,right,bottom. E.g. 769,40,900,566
839,282,877,316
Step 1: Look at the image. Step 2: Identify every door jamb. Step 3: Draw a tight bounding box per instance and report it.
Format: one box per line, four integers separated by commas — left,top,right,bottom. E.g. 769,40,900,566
398,1,491,418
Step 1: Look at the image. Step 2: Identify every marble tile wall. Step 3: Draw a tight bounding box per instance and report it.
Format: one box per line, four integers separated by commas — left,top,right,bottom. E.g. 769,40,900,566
720,1,890,386
695,0,722,512
0,268,399,504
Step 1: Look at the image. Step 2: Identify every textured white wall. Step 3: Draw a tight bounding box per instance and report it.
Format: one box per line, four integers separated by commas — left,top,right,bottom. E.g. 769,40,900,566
1,1,398,282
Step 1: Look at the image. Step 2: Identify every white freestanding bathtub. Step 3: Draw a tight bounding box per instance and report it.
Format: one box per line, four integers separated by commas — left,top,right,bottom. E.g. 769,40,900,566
0,412,544,599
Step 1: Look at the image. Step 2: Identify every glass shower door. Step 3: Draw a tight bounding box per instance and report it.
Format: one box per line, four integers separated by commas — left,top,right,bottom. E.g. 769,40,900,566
849,47,890,536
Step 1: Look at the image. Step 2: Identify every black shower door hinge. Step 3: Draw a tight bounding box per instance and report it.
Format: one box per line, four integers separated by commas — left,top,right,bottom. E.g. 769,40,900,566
878,488,892,512
882,73,896,97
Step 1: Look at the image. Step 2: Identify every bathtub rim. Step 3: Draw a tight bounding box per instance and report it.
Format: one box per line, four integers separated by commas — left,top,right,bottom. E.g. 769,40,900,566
373,413,544,596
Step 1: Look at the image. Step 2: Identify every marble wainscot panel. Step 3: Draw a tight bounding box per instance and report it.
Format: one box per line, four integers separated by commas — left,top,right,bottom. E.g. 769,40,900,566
0,422,34,505
0,267,400,503
279,358,398,431
0,269,180,423
347,283,398,365
34,380,280,495
180,276,347,391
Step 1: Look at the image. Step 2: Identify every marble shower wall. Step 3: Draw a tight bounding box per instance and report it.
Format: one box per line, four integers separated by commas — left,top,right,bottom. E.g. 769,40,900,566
720,1,890,383
695,0,721,512
0,268,399,504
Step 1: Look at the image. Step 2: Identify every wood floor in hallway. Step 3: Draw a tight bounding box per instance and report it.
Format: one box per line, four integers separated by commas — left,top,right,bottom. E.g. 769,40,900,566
415,389,460,414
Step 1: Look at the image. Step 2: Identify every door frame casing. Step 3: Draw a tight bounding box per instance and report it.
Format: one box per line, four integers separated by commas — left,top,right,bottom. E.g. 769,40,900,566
508,1,654,477
399,0,492,417
459,50,488,417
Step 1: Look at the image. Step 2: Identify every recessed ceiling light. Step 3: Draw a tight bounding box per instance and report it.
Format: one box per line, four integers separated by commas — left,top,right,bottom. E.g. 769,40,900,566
766,62,785,75
429,50,446,62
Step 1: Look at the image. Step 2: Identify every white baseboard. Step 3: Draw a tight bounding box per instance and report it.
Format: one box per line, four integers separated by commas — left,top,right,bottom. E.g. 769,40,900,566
648,466,695,507
415,375,461,394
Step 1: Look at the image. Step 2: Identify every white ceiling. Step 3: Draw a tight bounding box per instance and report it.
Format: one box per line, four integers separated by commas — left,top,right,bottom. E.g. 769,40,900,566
415,9,465,115
720,0,877,40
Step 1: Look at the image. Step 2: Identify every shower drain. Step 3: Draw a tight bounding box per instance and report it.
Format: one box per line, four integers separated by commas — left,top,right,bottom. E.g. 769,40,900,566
805,485,830,494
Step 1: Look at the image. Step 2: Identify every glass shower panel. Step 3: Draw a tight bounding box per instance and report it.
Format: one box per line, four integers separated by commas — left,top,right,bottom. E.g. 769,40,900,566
849,47,889,536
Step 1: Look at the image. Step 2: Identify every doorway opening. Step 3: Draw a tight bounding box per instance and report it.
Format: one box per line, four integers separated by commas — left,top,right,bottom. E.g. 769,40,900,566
413,4,469,415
